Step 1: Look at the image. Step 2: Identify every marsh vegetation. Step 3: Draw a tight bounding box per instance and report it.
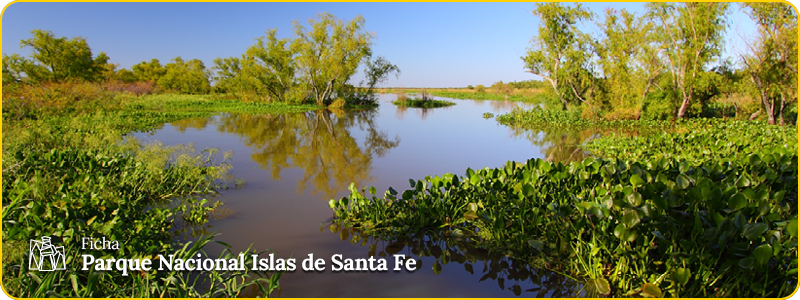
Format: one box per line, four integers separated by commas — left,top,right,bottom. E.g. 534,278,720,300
2,2,797,298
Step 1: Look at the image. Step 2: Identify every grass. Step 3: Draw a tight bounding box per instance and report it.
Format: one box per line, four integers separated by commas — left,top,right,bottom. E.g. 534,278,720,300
121,94,323,114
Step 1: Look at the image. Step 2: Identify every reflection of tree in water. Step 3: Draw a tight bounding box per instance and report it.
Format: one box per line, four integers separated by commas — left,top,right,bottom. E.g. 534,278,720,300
395,105,407,121
214,110,399,199
171,117,212,133
506,125,646,163
393,106,454,121
506,126,595,163
327,223,582,297
489,100,519,112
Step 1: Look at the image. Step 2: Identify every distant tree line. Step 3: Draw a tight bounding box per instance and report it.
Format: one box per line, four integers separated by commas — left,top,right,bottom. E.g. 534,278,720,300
522,2,796,124
2,13,399,106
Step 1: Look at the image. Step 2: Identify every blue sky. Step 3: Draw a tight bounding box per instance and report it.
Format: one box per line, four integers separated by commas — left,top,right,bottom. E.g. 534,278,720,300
2,2,758,88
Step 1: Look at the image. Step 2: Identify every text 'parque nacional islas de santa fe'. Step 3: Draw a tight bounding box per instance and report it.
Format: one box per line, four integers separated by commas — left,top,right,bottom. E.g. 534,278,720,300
80,237,417,276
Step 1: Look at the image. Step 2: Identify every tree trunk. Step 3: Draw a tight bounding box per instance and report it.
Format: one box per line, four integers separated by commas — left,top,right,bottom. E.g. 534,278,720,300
749,110,761,120
676,96,690,119
778,92,786,126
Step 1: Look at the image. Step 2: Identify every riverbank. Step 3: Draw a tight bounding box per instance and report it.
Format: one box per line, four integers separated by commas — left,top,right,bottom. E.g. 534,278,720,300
2,89,312,297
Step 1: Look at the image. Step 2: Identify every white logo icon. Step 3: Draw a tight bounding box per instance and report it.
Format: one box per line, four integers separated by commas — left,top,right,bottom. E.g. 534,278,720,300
29,236,66,271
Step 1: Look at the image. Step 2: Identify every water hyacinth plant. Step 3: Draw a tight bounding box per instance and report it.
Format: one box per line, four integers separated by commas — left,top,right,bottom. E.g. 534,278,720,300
328,119,798,297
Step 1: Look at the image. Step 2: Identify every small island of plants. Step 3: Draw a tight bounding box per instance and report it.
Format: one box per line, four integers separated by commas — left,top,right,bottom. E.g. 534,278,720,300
392,92,456,108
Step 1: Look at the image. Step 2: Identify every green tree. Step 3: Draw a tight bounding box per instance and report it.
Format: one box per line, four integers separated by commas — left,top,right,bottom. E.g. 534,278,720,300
115,68,138,83
292,13,374,105
157,57,211,94
594,8,660,119
741,2,797,125
214,13,397,105
5,29,109,83
214,29,298,102
523,3,593,110
648,3,729,119
2,54,26,84
132,59,167,83
358,56,400,102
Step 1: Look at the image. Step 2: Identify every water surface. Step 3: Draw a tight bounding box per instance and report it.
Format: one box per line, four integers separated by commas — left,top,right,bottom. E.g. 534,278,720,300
134,94,602,297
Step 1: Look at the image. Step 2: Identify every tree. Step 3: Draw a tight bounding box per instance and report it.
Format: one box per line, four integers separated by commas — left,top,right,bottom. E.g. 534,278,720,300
157,57,211,94
132,59,167,83
4,29,109,83
594,8,660,119
358,56,400,102
648,3,729,119
213,13,397,105
523,3,593,110
292,13,374,105
115,68,138,83
741,2,797,125
2,54,26,84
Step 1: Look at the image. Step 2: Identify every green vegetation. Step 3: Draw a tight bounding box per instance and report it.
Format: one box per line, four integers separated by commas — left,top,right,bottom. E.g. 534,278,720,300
121,94,322,114
522,3,796,123
213,13,399,106
380,85,551,103
2,29,110,84
496,107,671,132
327,119,797,297
392,93,455,109
1,79,316,296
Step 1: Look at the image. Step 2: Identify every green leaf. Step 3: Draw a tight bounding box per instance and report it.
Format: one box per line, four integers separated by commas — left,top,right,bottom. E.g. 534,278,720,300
753,244,772,265
788,219,798,237
463,211,478,220
748,154,761,165
676,174,690,190
738,257,755,269
626,191,643,206
735,174,751,188
467,202,478,212
630,174,645,187
368,186,377,195
743,223,768,241
585,277,611,296
673,268,690,285
728,193,747,211
622,210,641,228
614,224,628,239
641,282,662,298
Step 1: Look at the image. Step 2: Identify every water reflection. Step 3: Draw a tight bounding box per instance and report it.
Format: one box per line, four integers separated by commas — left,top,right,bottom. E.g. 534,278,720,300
505,126,597,163
505,126,649,163
171,109,400,199
327,223,584,297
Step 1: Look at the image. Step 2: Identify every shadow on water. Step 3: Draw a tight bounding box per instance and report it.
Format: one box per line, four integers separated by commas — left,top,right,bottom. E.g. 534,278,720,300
170,109,400,199
324,222,588,297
